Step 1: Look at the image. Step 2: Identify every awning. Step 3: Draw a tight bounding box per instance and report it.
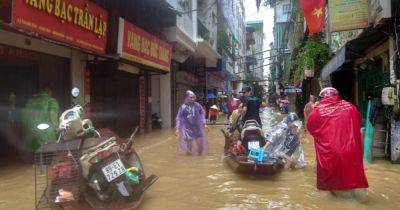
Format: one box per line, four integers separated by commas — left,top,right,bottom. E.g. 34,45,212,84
321,47,346,80
320,23,389,80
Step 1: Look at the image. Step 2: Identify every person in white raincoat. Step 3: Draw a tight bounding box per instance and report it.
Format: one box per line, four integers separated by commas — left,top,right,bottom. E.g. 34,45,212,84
263,113,306,169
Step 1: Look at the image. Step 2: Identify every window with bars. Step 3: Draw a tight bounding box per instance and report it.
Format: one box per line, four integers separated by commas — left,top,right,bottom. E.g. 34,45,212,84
283,4,291,14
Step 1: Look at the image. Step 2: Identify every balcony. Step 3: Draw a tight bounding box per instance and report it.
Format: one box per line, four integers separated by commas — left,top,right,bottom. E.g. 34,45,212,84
196,20,220,67
198,19,212,44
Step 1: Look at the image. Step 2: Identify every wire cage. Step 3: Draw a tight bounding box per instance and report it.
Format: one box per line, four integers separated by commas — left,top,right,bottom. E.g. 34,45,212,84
34,139,82,210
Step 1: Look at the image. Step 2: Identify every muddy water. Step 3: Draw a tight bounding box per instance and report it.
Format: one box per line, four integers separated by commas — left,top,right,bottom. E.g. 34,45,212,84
1,112,400,210
135,124,400,209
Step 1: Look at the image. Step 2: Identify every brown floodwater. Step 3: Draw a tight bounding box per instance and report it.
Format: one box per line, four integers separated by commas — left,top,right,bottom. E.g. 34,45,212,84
1,115,400,210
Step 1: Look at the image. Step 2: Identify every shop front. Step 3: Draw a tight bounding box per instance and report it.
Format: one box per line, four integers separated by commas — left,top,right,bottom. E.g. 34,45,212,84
89,17,172,135
0,0,108,161
321,21,394,161
0,44,71,161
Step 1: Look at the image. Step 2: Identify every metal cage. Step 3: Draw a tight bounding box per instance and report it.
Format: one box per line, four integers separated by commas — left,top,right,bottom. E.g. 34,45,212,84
34,139,82,209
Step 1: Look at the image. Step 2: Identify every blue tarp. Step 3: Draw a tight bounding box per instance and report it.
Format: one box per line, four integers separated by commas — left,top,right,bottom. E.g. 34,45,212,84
206,93,217,99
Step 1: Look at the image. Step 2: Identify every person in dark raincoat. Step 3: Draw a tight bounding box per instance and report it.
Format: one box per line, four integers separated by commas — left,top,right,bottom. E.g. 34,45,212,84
176,90,208,156
307,87,368,199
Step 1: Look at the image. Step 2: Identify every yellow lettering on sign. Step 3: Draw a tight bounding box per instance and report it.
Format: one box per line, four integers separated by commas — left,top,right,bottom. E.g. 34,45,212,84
46,0,53,13
28,0,38,8
95,16,101,35
88,14,94,31
37,0,46,10
133,32,141,51
83,8,89,30
141,37,150,55
54,0,60,17
159,46,169,62
60,1,67,22
78,8,84,27
22,0,107,38
150,42,158,58
73,7,79,24
67,5,73,22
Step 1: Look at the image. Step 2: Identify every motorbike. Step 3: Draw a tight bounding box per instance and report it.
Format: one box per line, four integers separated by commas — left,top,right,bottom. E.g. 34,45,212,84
151,113,162,129
34,87,157,209
223,120,284,175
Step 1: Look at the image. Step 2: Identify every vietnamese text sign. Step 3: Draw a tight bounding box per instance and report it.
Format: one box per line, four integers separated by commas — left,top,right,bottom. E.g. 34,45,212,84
118,18,172,72
12,0,108,54
329,0,368,32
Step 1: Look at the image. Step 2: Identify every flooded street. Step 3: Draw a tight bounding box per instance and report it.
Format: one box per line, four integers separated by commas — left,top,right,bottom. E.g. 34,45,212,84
135,126,400,210
1,111,400,210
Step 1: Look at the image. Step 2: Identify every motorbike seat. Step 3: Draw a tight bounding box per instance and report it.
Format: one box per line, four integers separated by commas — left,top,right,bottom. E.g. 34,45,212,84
81,137,116,154
241,120,263,140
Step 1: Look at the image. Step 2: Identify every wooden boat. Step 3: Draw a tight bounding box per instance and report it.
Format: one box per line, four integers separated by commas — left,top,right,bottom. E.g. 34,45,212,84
221,129,284,175
225,153,284,175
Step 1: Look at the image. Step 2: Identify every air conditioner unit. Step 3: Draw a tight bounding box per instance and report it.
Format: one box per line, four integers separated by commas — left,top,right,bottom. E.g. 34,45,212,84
382,87,395,106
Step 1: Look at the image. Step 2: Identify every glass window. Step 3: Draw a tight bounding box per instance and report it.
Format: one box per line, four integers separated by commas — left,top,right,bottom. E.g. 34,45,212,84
283,4,291,14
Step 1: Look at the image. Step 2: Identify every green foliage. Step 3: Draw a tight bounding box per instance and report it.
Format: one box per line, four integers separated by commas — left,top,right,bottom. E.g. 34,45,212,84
217,23,232,54
293,40,330,83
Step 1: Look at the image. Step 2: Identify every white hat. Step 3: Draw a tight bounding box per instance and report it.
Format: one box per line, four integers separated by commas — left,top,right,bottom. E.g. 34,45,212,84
210,105,219,110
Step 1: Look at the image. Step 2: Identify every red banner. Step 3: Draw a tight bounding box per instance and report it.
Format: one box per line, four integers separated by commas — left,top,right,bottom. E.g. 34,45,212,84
12,0,108,54
118,18,172,72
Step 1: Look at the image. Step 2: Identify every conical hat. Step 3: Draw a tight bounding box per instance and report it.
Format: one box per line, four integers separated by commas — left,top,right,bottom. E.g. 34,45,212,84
210,105,218,110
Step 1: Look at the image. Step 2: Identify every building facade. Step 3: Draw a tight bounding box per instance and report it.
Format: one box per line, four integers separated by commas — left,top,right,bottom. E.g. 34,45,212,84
245,21,264,83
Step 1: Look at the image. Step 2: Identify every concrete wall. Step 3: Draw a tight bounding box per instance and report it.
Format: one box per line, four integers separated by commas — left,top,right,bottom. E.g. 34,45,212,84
167,0,197,41
70,50,87,105
198,0,218,49
160,73,172,128
151,75,161,115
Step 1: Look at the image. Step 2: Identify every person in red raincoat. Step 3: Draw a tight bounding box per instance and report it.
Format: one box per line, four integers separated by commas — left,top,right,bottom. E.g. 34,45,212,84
307,87,368,198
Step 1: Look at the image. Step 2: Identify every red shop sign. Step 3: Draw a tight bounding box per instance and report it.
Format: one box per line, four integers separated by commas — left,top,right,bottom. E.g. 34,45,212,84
117,18,172,72
12,0,108,54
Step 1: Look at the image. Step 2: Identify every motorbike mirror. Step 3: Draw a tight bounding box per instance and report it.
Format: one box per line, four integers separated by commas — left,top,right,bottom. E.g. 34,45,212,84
71,87,80,98
37,123,50,130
